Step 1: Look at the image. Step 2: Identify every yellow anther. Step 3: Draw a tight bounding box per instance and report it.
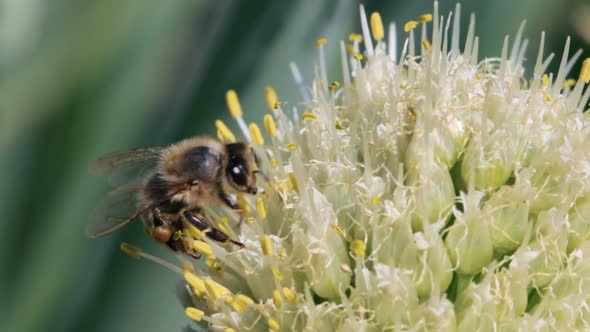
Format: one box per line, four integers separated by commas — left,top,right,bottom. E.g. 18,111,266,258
215,120,236,142
186,223,205,239
237,194,251,215
315,38,327,48
330,224,352,241
227,297,245,314
256,196,267,220
225,90,243,118
249,123,264,145
334,119,345,130
206,256,223,275
184,272,206,296
278,248,287,261
192,240,214,257
287,172,299,193
205,278,230,300
245,216,257,224
226,329,237,332
353,52,364,61
181,263,194,273
185,307,205,321
370,12,384,40
265,86,279,111
371,195,381,205
272,266,284,281
328,81,340,90
421,39,432,51
345,44,355,54
285,143,297,151
277,180,289,193
272,289,284,308
563,78,576,89
302,111,318,120
404,20,418,32
474,73,482,81
120,243,141,259
172,230,183,240
417,14,433,23
260,234,273,256
263,114,277,137
542,74,549,87
282,288,297,304
580,58,590,84
215,222,229,236
268,317,281,332
350,240,367,258
235,294,255,307
544,93,552,103
400,81,408,89
348,33,363,42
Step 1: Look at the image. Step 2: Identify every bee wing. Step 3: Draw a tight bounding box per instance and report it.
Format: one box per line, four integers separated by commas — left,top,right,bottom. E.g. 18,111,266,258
86,183,188,238
90,147,164,187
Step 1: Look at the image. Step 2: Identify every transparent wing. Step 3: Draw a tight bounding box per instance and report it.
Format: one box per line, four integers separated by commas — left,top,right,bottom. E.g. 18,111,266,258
90,147,164,187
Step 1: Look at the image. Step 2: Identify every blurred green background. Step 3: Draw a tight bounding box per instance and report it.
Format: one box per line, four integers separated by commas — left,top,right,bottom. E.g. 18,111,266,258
1,0,588,331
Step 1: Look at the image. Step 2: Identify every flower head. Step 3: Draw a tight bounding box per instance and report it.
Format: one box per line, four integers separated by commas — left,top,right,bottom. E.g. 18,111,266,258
127,2,590,331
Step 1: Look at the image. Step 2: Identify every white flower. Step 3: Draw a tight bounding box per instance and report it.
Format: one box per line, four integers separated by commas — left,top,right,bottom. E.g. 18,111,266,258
127,2,590,331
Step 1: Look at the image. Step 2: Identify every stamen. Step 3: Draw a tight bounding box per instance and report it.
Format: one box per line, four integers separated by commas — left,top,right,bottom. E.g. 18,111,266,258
563,79,576,89
370,12,384,40
348,33,362,42
205,278,230,300
260,234,273,256
120,242,141,259
289,62,311,102
288,172,299,193
422,39,432,51
256,196,267,220
542,74,550,88
418,14,433,23
248,123,264,145
215,120,236,142
185,307,205,321
580,58,590,83
225,90,243,118
388,22,397,62
184,272,207,296
272,266,283,281
315,38,327,48
263,114,277,137
285,143,297,151
328,81,341,90
268,317,281,332
350,240,366,258
316,38,328,90
235,294,254,307
264,86,279,111
359,4,374,56
192,240,214,257
237,194,251,215
272,290,284,308
451,3,461,54
282,287,297,304
404,20,418,32
331,224,352,241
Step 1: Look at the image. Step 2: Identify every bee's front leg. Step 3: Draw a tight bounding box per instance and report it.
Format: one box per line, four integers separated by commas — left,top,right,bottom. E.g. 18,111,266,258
183,210,244,248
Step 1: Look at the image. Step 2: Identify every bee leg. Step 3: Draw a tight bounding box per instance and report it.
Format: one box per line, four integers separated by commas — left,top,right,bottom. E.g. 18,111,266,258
165,237,202,260
183,210,244,248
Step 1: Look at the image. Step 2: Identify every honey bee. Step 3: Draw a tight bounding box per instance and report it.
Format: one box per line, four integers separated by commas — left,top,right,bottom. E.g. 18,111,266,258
88,136,260,259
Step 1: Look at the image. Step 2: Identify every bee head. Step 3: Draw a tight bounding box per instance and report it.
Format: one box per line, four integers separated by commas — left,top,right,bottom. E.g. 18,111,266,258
224,142,258,194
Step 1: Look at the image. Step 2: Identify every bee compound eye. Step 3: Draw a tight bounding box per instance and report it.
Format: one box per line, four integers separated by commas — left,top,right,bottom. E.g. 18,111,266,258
227,161,248,188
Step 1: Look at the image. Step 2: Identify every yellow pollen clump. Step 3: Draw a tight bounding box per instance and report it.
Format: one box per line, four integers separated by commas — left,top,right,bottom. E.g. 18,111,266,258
185,307,205,321
371,195,381,205
288,172,299,193
205,278,230,300
328,81,341,90
315,37,327,48
417,13,433,23
580,58,590,83
272,290,283,308
353,52,364,61
192,240,214,257
264,86,279,111
370,12,384,40
421,39,432,51
404,20,418,32
302,111,318,120
120,243,141,259
345,44,355,54
263,114,277,137
350,240,367,258
334,119,345,130
544,93,552,103
225,90,243,118
348,33,362,42
542,74,550,87
248,123,264,145
285,143,297,151
237,194,251,215
256,196,267,220
272,266,284,281
562,78,576,88
215,120,236,142
184,272,206,296
282,288,297,304
260,234,273,256
268,317,281,332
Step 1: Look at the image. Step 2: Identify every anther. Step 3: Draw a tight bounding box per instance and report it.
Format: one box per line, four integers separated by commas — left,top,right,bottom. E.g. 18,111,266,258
370,12,384,40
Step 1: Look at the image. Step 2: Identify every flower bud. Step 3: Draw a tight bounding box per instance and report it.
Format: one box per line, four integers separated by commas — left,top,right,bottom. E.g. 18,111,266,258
445,192,493,275
567,195,590,253
460,135,517,190
414,230,453,297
